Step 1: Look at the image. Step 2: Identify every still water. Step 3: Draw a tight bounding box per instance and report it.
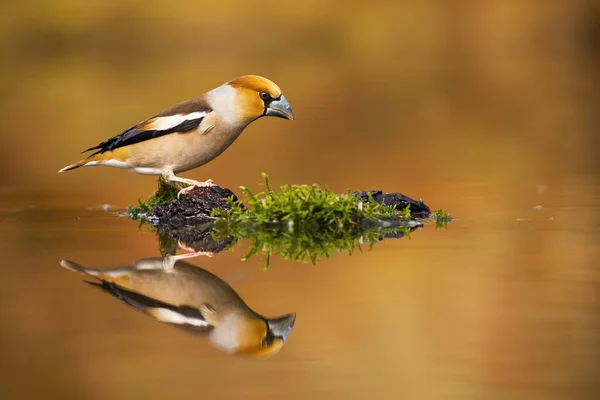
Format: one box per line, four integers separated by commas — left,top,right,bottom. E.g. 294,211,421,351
0,176,598,399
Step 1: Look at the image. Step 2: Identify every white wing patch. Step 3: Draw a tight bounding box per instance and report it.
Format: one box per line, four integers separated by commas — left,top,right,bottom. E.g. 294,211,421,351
147,308,209,327
146,112,207,131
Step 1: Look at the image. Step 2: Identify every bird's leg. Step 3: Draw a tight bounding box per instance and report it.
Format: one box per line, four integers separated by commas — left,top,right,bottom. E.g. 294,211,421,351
162,254,177,271
162,249,213,272
161,242,214,271
161,171,215,198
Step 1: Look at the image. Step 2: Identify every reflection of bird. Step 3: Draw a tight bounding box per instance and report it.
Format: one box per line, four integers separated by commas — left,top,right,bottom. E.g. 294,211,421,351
60,257,295,357
58,75,294,196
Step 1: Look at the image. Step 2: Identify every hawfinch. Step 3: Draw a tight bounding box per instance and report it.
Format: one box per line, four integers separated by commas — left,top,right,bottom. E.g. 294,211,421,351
60,257,296,358
59,75,294,195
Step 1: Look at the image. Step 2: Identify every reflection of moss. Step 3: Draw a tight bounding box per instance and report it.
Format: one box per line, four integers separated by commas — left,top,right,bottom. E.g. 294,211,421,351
157,233,178,256
210,173,419,268
128,178,180,220
432,208,452,228
212,219,416,269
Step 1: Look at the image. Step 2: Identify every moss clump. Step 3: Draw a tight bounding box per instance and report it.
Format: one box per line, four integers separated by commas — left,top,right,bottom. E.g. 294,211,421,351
211,173,410,229
128,178,180,220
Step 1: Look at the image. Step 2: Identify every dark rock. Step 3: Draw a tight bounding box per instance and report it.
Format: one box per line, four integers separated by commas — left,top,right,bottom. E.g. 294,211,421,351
354,190,431,218
148,186,242,228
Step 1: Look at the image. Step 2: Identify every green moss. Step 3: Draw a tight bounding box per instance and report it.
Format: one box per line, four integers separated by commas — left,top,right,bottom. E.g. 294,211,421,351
128,178,180,220
432,208,452,228
211,173,409,229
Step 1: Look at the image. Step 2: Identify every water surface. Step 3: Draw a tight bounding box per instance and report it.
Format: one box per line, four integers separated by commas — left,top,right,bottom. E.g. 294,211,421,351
1,177,598,399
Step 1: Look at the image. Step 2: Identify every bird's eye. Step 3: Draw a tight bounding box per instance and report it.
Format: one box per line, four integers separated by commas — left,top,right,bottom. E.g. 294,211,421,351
259,91,271,101
261,338,269,348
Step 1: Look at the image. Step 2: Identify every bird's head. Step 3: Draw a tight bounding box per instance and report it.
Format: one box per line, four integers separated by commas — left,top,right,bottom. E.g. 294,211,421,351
209,75,294,125
210,312,296,358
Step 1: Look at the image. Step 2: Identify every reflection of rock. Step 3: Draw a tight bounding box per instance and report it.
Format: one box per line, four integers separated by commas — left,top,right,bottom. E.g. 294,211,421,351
148,186,242,228
366,220,423,239
354,190,431,218
383,223,422,238
141,185,433,266
60,257,295,358
158,223,233,256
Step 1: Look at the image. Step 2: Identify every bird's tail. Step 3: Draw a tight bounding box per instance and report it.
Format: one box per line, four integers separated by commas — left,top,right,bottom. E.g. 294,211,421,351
58,149,127,173
58,159,91,173
60,260,133,286
60,260,99,275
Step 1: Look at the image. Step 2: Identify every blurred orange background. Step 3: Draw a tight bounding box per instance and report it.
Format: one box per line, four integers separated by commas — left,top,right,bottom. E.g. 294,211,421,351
1,0,597,214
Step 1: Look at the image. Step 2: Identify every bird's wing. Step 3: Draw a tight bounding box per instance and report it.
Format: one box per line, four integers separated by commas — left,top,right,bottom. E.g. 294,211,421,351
84,97,212,156
86,280,213,334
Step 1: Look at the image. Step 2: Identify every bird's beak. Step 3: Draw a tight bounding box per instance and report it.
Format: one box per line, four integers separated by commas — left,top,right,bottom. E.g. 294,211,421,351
267,313,296,342
265,95,294,120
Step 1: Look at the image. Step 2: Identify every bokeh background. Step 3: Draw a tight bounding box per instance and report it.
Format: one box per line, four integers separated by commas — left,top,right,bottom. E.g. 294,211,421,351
1,1,599,399
1,0,597,209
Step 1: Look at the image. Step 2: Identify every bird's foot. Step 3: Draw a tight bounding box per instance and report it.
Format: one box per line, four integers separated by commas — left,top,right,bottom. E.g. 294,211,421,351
176,186,195,198
177,240,214,258
176,250,214,260
162,249,213,271
163,241,214,265
176,179,215,198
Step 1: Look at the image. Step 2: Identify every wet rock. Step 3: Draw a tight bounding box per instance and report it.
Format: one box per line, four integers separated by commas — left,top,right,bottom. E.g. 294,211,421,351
148,186,242,228
354,190,431,218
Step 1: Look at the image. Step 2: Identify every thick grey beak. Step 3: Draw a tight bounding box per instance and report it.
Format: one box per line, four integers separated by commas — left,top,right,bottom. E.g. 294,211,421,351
267,313,296,342
265,95,294,120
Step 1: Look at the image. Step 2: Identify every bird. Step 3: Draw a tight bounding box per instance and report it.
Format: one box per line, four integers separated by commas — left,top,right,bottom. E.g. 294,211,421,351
60,257,296,357
58,75,294,196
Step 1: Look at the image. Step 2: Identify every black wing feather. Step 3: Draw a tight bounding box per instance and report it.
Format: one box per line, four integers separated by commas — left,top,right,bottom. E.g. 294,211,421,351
84,117,205,156
85,280,207,324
